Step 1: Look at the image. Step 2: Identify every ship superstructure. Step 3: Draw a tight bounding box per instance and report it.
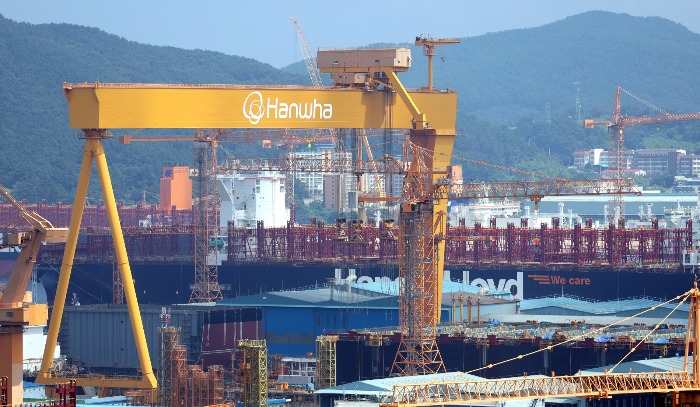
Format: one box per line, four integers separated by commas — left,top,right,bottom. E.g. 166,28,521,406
217,170,289,229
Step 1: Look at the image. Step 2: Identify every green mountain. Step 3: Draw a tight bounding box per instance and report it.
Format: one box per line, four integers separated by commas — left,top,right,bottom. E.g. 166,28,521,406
0,14,306,202
2,11,700,203
288,11,700,122
289,12,700,185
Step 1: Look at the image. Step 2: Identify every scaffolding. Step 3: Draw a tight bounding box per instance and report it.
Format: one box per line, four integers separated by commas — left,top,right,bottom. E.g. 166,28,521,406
35,216,693,269
158,326,180,407
239,339,268,407
269,354,284,379
315,335,338,390
0,201,195,230
124,389,154,406
112,259,124,304
190,142,223,303
167,335,224,407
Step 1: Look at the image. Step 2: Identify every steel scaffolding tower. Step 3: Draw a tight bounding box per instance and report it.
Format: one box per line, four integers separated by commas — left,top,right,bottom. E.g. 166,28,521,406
239,339,268,407
390,200,446,376
315,335,338,389
169,343,224,407
112,260,124,304
158,326,180,407
171,345,187,407
190,142,222,303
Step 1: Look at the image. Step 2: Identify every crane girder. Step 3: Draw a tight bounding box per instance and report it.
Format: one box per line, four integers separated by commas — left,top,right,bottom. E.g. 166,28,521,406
414,36,462,48
441,178,642,203
380,371,699,407
585,112,700,129
619,112,700,127
62,83,457,132
585,86,700,129
221,156,407,175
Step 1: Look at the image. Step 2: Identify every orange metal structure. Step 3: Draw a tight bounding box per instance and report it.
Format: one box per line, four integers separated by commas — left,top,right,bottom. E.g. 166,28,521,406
380,283,700,406
0,185,68,406
160,166,192,211
169,345,224,407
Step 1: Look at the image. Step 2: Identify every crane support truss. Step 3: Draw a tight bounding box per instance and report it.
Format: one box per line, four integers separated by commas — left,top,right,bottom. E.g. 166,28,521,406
190,142,222,303
380,371,700,407
443,178,642,202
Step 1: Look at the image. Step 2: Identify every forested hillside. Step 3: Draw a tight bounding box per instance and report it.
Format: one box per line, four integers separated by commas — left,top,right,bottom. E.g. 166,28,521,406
0,14,305,202
295,11,700,185
2,11,700,203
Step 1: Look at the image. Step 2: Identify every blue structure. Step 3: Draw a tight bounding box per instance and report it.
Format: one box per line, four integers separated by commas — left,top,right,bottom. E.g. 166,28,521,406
217,283,452,355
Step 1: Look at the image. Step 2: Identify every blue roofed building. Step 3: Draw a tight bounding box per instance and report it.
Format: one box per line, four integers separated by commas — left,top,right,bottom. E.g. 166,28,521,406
217,279,517,355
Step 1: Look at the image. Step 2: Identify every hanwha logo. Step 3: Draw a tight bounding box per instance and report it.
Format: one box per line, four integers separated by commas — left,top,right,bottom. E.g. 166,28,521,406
243,91,265,125
242,90,333,125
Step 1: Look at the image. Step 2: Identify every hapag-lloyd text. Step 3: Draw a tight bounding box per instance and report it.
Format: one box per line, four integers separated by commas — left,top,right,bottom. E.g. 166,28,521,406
334,269,524,300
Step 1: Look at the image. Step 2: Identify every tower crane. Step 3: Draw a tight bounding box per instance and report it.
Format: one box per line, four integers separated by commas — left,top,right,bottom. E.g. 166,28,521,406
291,16,388,218
584,86,700,222
414,35,461,91
0,185,68,406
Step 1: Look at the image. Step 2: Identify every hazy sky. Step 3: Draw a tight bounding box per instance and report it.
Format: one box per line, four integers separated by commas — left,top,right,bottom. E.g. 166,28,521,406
1,1,698,68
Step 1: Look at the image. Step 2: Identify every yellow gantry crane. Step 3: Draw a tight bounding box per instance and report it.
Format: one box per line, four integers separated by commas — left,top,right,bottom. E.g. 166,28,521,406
41,43,645,389
0,185,68,406
39,47,457,390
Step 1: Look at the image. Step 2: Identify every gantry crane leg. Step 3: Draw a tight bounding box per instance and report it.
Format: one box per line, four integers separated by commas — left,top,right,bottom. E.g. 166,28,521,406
37,130,156,389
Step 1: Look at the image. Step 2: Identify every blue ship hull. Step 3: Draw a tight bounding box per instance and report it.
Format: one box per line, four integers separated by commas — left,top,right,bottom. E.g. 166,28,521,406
35,260,696,305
